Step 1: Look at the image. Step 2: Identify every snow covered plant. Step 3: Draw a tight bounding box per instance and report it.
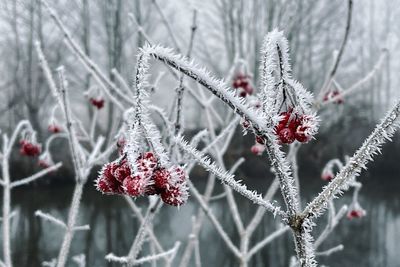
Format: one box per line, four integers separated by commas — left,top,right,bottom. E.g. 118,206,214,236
38,0,400,266
97,28,400,267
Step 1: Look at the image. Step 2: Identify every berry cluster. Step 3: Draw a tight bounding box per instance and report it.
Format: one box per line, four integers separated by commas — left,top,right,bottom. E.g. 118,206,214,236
232,73,254,97
95,152,189,206
89,97,105,109
347,208,366,220
274,110,313,144
323,90,344,104
19,140,41,157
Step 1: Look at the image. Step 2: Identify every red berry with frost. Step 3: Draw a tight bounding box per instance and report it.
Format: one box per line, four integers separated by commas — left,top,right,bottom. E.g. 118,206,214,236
347,209,366,220
96,163,123,194
170,166,187,184
295,125,312,143
136,152,158,177
233,79,241,89
241,119,250,129
255,135,265,144
239,89,247,98
123,175,147,197
48,124,61,133
321,172,334,182
277,128,295,144
20,142,41,157
250,143,265,156
96,177,122,194
244,84,254,95
161,184,188,206
153,168,171,190
38,160,50,168
112,159,131,182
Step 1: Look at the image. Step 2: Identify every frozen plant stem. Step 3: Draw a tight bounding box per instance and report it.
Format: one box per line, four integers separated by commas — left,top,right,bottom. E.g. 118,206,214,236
303,99,400,220
2,136,12,267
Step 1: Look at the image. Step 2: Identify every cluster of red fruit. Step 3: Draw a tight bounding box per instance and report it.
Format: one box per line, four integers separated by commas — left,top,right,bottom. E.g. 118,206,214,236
89,98,105,109
96,152,189,206
323,90,344,104
19,140,41,157
273,110,313,144
232,73,254,97
347,208,366,220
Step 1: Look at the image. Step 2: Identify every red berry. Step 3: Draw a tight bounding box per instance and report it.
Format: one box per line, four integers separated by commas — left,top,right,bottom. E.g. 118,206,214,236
96,164,123,195
170,166,187,184
48,124,61,133
136,152,158,177
347,209,366,220
244,84,254,95
239,89,247,98
161,184,188,206
277,128,295,144
20,142,41,157
112,159,131,182
38,160,50,168
90,98,105,109
123,175,147,197
233,79,241,89
295,125,312,143
321,172,334,182
96,162,124,194
250,143,265,156
255,135,265,144
153,168,171,190
241,119,250,129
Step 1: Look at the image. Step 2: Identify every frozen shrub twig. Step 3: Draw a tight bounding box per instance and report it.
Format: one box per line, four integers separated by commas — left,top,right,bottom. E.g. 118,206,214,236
106,242,180,265
303,99,400,220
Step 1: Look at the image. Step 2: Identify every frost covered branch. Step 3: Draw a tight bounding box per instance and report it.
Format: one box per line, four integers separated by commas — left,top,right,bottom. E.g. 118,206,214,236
303,99,400,219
